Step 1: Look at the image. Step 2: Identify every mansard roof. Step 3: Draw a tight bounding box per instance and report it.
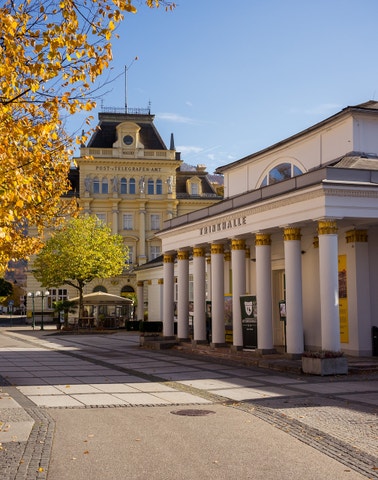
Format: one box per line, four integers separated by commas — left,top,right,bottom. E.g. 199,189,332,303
87,111,168,150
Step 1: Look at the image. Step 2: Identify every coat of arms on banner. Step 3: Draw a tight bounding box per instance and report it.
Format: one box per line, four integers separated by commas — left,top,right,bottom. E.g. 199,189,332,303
244,301,253,316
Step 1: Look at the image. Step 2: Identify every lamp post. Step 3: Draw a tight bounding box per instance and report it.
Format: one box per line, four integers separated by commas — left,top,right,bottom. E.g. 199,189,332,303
27,292,36,330
35,290,49,331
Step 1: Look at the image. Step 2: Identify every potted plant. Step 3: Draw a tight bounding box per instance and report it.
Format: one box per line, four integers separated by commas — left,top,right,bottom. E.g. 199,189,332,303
301,350,348,376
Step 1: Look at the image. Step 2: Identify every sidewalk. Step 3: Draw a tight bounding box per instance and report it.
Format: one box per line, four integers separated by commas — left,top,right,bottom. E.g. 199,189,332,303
0,327,377,479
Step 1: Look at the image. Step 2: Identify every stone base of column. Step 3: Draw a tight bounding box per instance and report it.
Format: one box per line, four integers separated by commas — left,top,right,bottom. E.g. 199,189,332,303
230,345,243,352
192,339,208,347
210,342,228,349
256,348,276,355
177,337,191,343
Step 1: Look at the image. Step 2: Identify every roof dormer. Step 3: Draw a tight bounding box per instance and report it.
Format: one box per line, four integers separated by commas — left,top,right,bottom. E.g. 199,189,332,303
113,122,144,149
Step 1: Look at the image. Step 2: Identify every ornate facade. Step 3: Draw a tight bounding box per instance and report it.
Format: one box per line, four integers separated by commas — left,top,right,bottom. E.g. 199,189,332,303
26,109,223,319
140,101,378,356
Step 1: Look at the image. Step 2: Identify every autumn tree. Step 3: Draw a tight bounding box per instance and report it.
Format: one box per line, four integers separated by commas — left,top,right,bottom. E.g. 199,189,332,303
32,215,128,317
0,0,174,274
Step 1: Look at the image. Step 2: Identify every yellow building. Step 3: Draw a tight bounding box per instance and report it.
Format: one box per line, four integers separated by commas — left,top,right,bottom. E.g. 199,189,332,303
26,108,223,323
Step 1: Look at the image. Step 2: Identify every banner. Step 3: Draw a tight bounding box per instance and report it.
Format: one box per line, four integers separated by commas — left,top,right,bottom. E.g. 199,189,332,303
240,295,257,349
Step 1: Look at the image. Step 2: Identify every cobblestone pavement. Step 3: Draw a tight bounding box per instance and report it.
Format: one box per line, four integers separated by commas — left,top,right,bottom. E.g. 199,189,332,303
0,327,377,479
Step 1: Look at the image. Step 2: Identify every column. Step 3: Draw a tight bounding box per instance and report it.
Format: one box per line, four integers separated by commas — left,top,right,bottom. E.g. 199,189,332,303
245,248,251,294
136,281,144,321
206,257,212,301
318,220,340,351
193,247,207,344
231,239,246,348
345,229,371,354
138,203,146,265
211,243,225,346
283,227,304,355
224,251,231,294
255,233,274,353
163,253,175,337
158,278,164,324
112,202,119,234
177,249,190,340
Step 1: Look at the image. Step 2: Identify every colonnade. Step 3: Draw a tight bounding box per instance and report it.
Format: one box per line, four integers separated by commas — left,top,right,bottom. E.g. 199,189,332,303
138,221,370,355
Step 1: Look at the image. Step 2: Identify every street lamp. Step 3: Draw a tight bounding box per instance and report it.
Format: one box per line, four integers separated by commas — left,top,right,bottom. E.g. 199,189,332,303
27,292,36,330
35,290,49,331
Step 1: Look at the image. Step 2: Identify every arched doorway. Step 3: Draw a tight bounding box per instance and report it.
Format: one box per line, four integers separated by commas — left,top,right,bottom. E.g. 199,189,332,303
121,285,135,321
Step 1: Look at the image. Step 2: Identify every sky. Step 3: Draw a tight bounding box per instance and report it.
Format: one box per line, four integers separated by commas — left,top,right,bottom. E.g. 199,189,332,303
69,0,378,174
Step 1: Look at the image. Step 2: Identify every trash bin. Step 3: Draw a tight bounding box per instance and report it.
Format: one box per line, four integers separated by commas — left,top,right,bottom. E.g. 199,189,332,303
373,326,378,357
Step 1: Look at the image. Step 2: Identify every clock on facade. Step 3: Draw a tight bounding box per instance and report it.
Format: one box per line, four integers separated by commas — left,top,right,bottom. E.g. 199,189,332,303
123,135,133,146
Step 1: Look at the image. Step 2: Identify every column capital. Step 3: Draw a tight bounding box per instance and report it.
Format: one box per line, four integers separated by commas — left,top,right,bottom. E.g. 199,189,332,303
318,220,338,235
255,233,271,246
177,250,189,261
163,253,175,263
137,281,144,287
224,251,231,261
158,278,164,285
245,248,250,259
345,229,368,243
211,243,224,255
193,247,206,257
313,236,319,249
231,239,246,250
283,227,301,241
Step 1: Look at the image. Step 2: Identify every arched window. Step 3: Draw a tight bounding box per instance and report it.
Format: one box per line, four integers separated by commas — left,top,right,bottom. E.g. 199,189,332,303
129,178,136,194
147,178,154,195
93,285,107,293
102,177,108,194
156,179,163,194
120,178,127,194
121,285,135,294
93,177,100,194
260,163,303,187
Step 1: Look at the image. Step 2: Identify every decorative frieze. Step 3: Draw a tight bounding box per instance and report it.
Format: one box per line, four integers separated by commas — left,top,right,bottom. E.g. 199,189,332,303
255,233,271,246
345,229,368,243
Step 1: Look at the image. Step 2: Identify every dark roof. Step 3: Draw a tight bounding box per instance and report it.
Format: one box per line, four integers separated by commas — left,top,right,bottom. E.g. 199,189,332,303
64,167,80,197
87,112,167,150
175,170,219,196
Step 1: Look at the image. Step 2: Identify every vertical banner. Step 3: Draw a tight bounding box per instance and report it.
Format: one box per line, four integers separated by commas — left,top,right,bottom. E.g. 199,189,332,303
338,254,349,343
240,295,257,349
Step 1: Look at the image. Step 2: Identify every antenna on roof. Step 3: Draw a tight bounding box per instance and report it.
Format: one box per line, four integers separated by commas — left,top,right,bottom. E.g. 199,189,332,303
124,56,138,113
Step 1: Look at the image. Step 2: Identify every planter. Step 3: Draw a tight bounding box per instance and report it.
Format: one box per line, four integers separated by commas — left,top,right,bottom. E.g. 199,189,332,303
302,356,348,376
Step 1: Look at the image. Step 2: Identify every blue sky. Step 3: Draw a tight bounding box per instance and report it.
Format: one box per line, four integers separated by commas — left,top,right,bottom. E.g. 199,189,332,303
69,0,378,173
